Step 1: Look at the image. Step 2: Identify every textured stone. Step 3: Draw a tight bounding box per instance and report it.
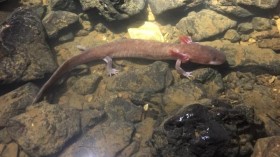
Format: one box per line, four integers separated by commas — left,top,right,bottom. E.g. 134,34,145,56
176,9,237,41
236,0,279,9
0,7,57,84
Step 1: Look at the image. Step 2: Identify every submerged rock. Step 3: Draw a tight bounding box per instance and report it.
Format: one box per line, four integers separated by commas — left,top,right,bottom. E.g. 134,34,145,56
148,0,203,16
79,0,146,21
0,7,57,84
7,102,81,156
42,10,79,38
0,83,38,127
251,136,280,157
176,9,237,41
152,102,265,157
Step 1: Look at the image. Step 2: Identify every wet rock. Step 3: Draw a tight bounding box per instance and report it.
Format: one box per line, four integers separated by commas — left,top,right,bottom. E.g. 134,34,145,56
223,72,280,135
163,80,205,114
251,136,280,157
0,83,38,127
20,0,41,6
49,0,79,11
0,7,57,84
192,68,225,97
107,61,173,93
237,22,254,34
148,0,203,16
71,74,102,95
151,102,265,157
252,17,272,31
7,102,81,156
258,38,280,50
202,40,280,74
176,9,237,41
79,0,146,21
206,0,254,17
42,11,79,38
1,142,18,157
224,29,241,42
104,98,143,123
236,0,280,9
80,109,106,132
59,120,135,157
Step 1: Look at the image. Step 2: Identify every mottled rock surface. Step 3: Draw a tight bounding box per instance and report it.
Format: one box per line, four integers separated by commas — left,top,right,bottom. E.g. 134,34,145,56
251,136,280,157
7,102,81,156
42,11,79,38
79,0,146,21
0,83,38,127
0,7,57,84
148,0,203,15
236,0,279,9
176,9,237,41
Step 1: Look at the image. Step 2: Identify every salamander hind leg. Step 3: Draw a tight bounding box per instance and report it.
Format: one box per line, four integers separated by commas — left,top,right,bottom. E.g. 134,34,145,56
103,56,119,76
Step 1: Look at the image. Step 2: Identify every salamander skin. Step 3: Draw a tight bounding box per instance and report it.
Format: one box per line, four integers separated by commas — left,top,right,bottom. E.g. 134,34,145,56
32,37,226,104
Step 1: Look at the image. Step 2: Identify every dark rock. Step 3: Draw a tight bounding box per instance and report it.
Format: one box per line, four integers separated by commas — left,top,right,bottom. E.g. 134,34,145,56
176,9,237,41
258,38,280,50
148,0,203,16
224,29,241,42
237,22,254,34
7,102,81,156
42,11,79,38
79,0,146,21
206,0,254,17
151,103,265,157
107,61,173,93
49,0,79,11
0,7,57,84
252,17,272,31
237,0,279,9
0,83,38,127
251,136,280,157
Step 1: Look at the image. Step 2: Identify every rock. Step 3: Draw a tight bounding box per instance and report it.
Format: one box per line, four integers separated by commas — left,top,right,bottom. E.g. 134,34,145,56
49,0,79,11
251,136,280,157
258,38,280,50
79,0,146,21
42,11,79,38
252,17,272,31
0,83,39,127
104,98,143,123
71,74,101,95
1,142,18,157
59,120,135,157
237,22,254,34
7,102,81,156
80,109,106,131
176,9,237,41
152,102,265,157
0,7,57,84
20,0,42,6
163,80,205,114
236,0,280,9
107,61,173,93
202,40,280,74
223,72,280,135
224,29,241,42
148,0,203,16
206,0,254,17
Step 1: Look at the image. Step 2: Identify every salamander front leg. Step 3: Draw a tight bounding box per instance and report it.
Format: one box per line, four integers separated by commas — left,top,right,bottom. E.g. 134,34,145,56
103,56,119,76
175,59,192,78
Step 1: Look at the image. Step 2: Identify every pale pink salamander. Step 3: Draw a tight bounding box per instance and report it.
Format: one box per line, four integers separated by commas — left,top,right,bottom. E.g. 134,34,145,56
32,36,226,104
